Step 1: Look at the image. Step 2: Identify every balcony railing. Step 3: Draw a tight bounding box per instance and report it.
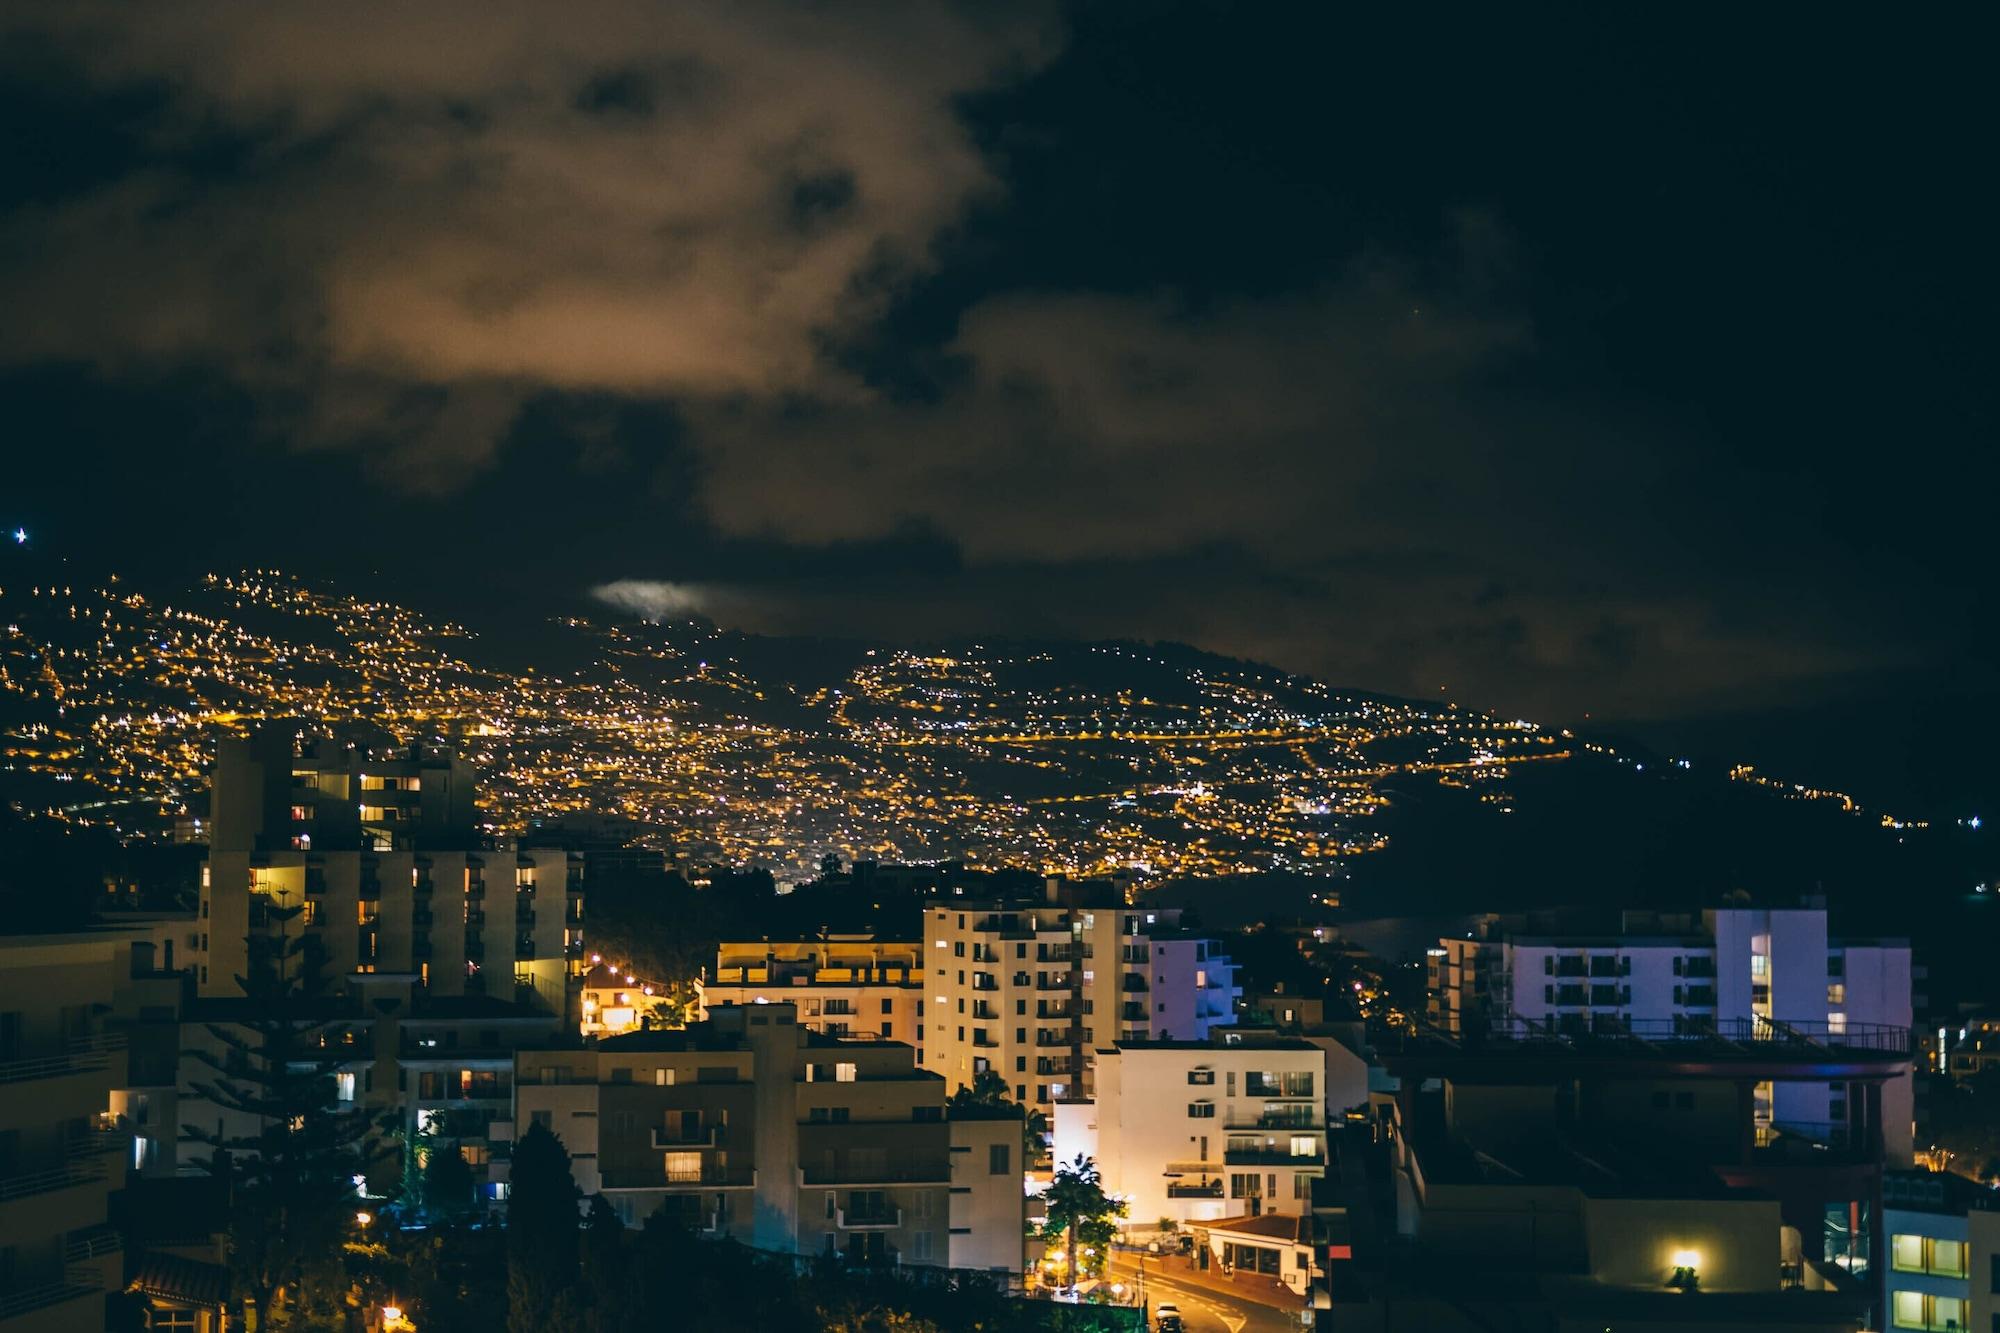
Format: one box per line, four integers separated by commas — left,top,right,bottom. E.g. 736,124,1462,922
1165,1180,1224,1199
0,1158,109,1203
651,1125,724,1149
603,1164,756,1189
1223,1146,1324,1166
0,1033,126,1085
836,1206,902,1230
1228,1107,1321,1130
0,1282,101,1323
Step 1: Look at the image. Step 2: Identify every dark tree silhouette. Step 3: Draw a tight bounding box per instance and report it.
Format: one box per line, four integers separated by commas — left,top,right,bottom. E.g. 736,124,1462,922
181,911,394,1328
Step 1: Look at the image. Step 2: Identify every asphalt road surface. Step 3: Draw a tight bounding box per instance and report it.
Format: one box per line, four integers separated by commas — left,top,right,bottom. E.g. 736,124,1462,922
1111,1254,1303,1333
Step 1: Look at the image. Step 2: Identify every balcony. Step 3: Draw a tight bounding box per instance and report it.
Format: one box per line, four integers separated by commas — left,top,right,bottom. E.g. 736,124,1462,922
1122,973,1149,993
651,1125,723,1149
836,1205,903,1230
1228,1106,1321,1130
1036,1000,1078,1020
1166,1180,1225,1199
970,975,998,993
971,1032,999,1050
1753,1120,1872,1163
1038,973,1073,991
1120,1003,1147,1022
1224,1146,1325,1167
0,1281,104,1327
0,1034,125,1126
517,908,538,928
604,1164,756,1189
465,936,485,960
0,1158,112,1240
0,1033,126,1086
412,937,434,961
970,1002,998,1022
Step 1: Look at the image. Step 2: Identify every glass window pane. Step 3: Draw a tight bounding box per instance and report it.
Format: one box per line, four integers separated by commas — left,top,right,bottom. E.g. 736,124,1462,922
1932,1240,1969,1278
1891,1290,1925,1329
1893,1234,1927,1273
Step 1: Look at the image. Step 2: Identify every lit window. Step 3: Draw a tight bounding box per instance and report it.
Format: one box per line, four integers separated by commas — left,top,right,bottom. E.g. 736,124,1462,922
335,1072,356,1103
835,1063,857,1083
1930,1239,1969,1278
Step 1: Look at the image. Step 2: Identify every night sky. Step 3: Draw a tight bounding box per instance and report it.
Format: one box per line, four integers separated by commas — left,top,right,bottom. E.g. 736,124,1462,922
3,6,1994,810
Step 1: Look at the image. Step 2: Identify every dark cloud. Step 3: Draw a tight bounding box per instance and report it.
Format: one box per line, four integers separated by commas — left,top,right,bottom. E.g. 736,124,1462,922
0,1,1057,482
0,4,1993,764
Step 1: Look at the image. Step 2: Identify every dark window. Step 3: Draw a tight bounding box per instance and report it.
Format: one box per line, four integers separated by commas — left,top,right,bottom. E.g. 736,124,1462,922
989,1144,1011,1175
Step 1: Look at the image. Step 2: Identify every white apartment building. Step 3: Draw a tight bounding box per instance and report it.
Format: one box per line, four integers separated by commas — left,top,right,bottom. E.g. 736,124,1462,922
1882,1170,2000,1333
924,883,1239,1115
1053,1033,1328,1231
1429,906,1914,1161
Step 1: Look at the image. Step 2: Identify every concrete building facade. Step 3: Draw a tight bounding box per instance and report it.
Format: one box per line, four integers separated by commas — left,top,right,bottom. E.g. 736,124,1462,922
199,847,584,1008
0,933,146,1333
705,935,925,1052
924,881,1239,1116
1429,906,1915,1161
1053,1033,1328,1231
1883,1170,2000,1333
503,1004,1022,1270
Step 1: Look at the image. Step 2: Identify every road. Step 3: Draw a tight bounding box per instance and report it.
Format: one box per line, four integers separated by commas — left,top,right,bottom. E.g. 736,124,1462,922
1109,1253,1303,1333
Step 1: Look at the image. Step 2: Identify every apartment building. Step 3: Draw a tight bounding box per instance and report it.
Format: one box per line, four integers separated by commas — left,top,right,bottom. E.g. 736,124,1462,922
200,847,584,1008
0,933,137,1333
209,726,479,855
1429,905,1915,1161
1943,1016,2000,1082
704,935,924,1052
1883,1169,2000,1333
924,879,1239,1115
1053,1032,1328,1232
124,969,559,1211
200,727,586,1009
1344,1018,1916,1332
504,1003,1022,1269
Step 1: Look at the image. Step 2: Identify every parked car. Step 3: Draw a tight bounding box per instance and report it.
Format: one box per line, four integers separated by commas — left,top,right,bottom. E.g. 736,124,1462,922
1156,1301,1184,1331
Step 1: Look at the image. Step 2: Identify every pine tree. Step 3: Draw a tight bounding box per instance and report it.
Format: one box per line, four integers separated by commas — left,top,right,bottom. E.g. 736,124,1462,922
507,1121,584,1333
181,914,394,1329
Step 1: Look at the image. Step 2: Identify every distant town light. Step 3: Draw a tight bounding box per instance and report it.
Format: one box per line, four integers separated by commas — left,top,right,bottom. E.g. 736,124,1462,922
11,528,25,544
